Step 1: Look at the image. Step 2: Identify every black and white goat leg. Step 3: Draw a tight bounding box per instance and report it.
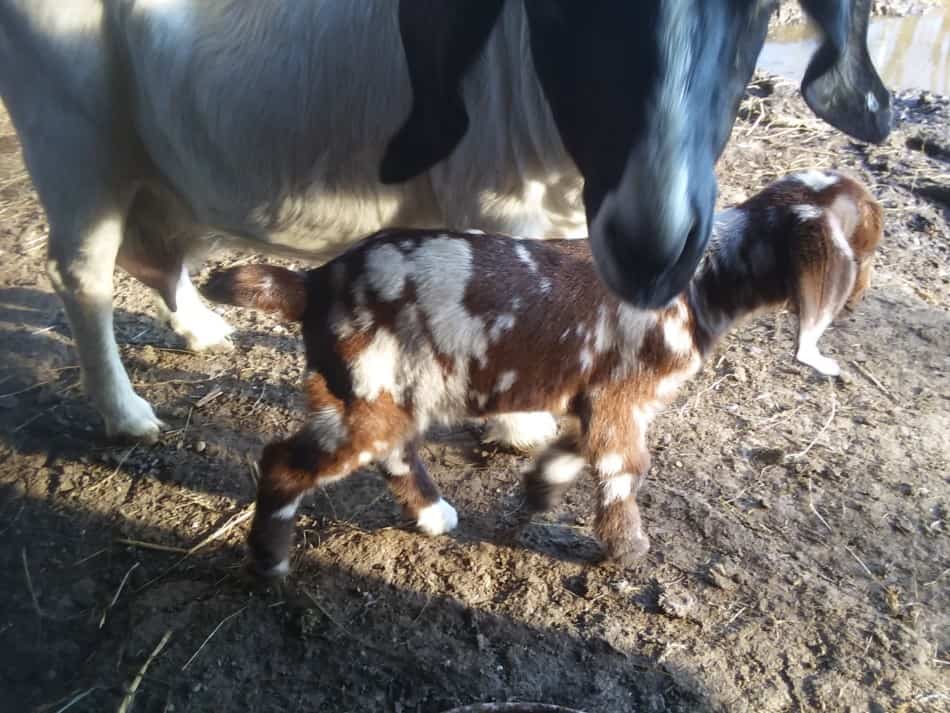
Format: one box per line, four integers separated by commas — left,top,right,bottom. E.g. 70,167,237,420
518,433,586,518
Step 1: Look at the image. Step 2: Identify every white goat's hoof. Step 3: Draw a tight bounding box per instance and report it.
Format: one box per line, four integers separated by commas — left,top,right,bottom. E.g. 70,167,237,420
416,499,458,536
483,412,558,451
797,351,840,377
102,392,165,444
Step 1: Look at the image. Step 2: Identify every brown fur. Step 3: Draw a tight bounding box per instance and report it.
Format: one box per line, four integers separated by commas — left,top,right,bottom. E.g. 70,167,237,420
202,170,883,576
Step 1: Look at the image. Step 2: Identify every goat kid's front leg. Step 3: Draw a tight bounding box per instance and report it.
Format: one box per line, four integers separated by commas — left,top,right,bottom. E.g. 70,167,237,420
584,400,652,566
381,441,457,536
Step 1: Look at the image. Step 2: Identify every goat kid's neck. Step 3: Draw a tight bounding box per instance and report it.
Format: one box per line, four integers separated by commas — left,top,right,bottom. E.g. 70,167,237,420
686,209,788,355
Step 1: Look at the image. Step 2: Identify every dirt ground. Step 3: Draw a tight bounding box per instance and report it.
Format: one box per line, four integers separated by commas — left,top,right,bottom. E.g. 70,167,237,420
1,40,948,713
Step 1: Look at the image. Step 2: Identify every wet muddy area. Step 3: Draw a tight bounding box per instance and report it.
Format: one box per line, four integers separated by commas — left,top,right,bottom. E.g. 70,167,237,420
1,29,949,713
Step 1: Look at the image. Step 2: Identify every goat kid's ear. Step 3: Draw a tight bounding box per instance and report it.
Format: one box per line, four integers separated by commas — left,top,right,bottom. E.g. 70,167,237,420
799,0,892,144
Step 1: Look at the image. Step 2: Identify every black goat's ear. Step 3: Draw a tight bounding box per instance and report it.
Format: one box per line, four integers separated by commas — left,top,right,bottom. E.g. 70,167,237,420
379,0,505,184
799,0,891,144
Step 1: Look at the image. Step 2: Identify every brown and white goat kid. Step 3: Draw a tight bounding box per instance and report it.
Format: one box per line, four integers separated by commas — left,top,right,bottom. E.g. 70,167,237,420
202,170,882,577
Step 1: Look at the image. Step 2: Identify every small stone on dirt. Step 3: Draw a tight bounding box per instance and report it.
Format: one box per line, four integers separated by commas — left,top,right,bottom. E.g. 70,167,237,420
658,583,696,619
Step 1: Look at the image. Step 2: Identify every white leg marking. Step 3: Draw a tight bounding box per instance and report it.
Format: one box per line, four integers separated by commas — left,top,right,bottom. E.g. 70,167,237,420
357,451,373,466
261,559,290,577
542,452,587,484
596,453,625,477
483,412,558,451
494,370,517,394
272,495,302,520
796,339,840,376
416,499,459,536
601,474,634,504
157,266,234,352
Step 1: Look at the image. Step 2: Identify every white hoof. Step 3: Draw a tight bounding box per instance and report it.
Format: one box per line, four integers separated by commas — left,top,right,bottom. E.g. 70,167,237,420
483,412,558,451
797,350,840,377
102,391,165,443
416,499,458,536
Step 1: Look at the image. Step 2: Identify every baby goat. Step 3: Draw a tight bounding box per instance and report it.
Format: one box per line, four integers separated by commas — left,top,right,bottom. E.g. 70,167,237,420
202,170,882,577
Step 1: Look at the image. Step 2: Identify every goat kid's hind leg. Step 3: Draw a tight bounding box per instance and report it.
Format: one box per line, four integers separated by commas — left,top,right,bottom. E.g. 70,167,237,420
248,431,359,578
516,433,586,522
381,441,458,536
584,397,652,565
794,233,858,378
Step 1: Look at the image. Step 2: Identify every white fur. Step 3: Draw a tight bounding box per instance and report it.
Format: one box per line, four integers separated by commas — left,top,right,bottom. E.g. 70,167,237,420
826,212,855,260
382,447,411,475
797,328,840,376
792,204,823,222
866,91,879,112
601,474,634,504
156,267,234,352
307,404,348,451
662,316,694,355
357,451,373,465
494,370,517,394
542,452,587,484
483,412,558,451
792,170,838,192
416,499,459,536
489,313,516,342
596,453,625,477
272,495,302,520
261,559,290,577
366,243,409,301
350,328,401,401
515,244,538,273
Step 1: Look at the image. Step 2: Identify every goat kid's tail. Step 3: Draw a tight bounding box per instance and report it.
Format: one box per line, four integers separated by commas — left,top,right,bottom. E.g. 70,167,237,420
201,265,307,321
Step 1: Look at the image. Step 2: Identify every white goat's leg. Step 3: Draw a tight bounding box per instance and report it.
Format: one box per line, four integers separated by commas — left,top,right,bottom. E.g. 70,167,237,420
155,266,234,352
483,411,558,451
47,215,165,443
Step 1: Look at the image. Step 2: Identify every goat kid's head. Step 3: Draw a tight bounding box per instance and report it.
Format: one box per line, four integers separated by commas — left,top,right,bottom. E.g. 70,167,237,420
386,0,891,310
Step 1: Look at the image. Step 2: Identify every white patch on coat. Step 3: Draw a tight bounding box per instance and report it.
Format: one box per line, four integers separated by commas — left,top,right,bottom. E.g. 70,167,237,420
792,170,838,192
542,452,587,484
483,412,558,450
272,495,303,520
351,328,400,400
382,447,410,475
601,474,634,504
357,451,373,465
866,92,879,112
372,440,389,452
596,453,625,477
494,370,517,393
539,278,552,293
711,206,748,243
655,353,702,399
366,243,409,301
261,559,290,577
580,347,594,372
825,212,855,260
411,237,488,365
792,204,823,222
471,390,489,408
489,313,516,342
593,304,613,353
662,316,694,355
306,404,349,451
416,499,459,536
515,243,538,273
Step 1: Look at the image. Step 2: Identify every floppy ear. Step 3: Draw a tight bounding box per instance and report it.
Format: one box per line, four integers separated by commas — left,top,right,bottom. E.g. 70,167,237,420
798,0,891,144
379,0,505,184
